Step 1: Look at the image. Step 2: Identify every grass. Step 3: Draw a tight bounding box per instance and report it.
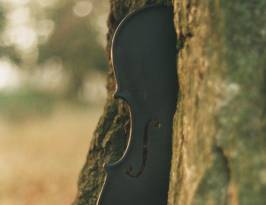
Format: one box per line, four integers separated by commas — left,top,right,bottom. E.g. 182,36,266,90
0,103,103,205
0,89,56,120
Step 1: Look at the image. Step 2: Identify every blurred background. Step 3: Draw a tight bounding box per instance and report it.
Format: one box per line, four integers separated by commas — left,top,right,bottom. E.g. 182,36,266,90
0,0,108,204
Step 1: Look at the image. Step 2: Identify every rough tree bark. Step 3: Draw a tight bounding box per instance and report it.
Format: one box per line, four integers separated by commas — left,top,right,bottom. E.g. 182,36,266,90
73,1,266,205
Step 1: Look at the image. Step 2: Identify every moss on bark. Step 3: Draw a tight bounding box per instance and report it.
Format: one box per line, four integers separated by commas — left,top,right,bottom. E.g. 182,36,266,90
169,1,266,205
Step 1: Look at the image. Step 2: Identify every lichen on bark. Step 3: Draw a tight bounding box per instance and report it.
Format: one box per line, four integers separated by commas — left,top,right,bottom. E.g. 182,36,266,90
169,1,266,205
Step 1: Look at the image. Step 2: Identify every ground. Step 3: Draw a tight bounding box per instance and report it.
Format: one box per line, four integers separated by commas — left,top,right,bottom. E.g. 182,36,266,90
0,104,103,205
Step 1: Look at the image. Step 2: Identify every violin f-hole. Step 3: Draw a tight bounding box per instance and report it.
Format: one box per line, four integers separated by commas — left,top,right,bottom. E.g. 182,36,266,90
96,6,178,205
126,119,161,177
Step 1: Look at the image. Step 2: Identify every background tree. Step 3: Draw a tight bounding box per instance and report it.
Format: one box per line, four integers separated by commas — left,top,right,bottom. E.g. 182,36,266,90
73,0,266,205
37,0,108,97
0,0,108,100
0,4,20,63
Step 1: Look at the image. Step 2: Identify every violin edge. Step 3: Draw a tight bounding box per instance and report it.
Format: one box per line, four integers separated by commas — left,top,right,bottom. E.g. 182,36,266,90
97,5,176,205
111,4,174,100
107,3,174,171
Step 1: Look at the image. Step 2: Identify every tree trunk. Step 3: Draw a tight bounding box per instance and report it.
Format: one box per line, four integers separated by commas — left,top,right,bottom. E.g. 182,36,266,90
73,1,266,205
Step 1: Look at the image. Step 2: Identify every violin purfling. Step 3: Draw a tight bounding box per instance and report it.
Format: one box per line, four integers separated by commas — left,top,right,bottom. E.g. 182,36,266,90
97,5,178,205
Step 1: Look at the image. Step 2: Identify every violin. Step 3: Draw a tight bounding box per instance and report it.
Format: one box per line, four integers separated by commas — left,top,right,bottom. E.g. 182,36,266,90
97,5,178,205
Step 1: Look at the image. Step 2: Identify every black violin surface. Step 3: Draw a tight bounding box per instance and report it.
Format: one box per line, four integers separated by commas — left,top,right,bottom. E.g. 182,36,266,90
97,5,178,205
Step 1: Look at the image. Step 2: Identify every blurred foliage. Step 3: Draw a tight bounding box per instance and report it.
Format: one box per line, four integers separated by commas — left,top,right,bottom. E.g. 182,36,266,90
0,0,108,98
0,4,20,63
0,0,108,119
38,0,108,96
0,5,5,31
0,89,56,120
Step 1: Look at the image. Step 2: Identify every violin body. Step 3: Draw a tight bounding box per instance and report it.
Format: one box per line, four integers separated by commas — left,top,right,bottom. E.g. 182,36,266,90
97,5,178,205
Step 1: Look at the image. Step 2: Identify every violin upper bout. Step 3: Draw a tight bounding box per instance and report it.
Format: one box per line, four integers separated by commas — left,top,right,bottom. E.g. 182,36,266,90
111,5,178,112
97,5,178,205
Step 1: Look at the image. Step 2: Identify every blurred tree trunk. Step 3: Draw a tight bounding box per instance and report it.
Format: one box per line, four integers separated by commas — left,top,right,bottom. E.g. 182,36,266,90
73,1,266,205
